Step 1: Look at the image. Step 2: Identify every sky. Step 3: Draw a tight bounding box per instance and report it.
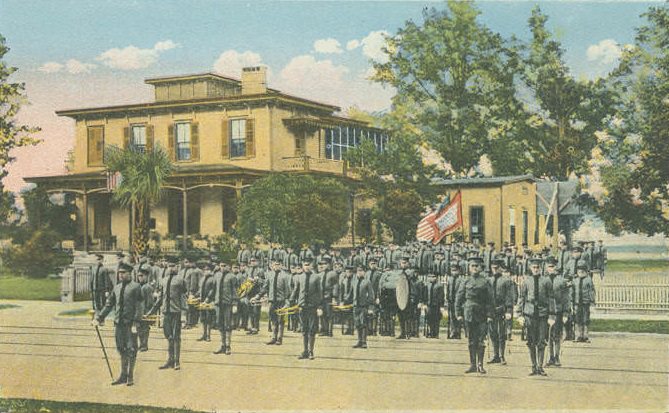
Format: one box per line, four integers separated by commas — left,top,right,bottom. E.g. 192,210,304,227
0,0,663,194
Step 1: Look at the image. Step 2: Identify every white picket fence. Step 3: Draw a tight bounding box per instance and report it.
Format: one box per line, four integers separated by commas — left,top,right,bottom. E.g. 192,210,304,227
594,271,669,313
60,266,93,303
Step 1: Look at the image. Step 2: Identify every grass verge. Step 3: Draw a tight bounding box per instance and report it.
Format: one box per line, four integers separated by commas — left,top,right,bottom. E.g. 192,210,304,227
58,308,93,317
435,317,667,334
0,271,61,301
606,259,669,272
0,398,201,413
0,304,19,310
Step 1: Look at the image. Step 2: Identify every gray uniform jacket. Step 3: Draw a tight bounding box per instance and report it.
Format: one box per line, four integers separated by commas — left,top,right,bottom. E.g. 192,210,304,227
488,274,515,314
199,273,216,301
261,269,293,305
574,275,596,305
209,270,240,306
140,282,155,315
90,264,113,293
99,280,144,324
518,274,556,318
455,274,494,323
549,273,572,313
346,277,375,307
290,271,323,308
154,272,187,314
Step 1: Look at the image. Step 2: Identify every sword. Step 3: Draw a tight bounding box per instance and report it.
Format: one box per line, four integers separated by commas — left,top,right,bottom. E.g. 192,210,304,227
94,325,114,380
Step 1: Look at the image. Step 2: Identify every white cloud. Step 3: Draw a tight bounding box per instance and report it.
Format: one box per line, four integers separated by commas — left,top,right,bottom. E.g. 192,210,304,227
38,62,64,73
275,55,393,112
360,30,389,63
96,39,179,70
346,39,360,51
587,39,622,65
213,50,264,78
65,59,96,74
314,38,343,54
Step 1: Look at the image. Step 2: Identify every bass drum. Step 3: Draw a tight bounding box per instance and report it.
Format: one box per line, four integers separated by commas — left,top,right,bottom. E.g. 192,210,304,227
395,275,409,311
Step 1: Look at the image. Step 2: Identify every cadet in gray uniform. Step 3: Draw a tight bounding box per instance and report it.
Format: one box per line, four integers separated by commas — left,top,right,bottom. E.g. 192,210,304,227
456,257,494,374
487,258,515,365
90,254,113,319
518,258,556,376
423,272,445,338
209,261,240,355
257,258,292,345
347,265,375,348
546,257,571,367
574,263,595,343
150,256,187,370
446,262,463,339
318,257,338,337
94,263,143,386
137,267,155,352
197,262,216,342
290,258,322,360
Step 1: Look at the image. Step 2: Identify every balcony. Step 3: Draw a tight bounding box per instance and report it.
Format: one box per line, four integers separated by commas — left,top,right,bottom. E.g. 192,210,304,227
277,156,359,178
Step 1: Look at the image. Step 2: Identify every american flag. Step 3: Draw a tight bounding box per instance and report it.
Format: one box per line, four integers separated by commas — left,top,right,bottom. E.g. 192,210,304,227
106,171,122,192
432,191,463,244
416,209,437,241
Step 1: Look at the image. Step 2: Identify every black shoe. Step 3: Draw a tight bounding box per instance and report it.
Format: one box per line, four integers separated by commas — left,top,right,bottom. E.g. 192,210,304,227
298,352,309,360
275,339,282,346
174,362,180,370
111,376,127,385
487,357,501,364
538,367,548,376
352,342,363,348
477,364,487,374
396,334,405,339
529,367,538,376
266,339,277,345
213,347,225,354
546,358,555,367
196,336,206,342
139,347,148,352
362,343,368,349
158,361,174,370
309,351,315,360
465,365,477,374
555,358,562,367
246,330,254,335
225,348,231,355
500,357,507,365
126,377,134,386
205,337,211,342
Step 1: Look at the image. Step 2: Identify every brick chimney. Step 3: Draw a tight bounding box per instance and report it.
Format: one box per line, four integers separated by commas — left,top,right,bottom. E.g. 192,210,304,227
241,66,267,95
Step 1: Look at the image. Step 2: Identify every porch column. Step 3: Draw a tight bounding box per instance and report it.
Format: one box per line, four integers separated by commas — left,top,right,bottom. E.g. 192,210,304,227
182,183,188,252
82,190,89,253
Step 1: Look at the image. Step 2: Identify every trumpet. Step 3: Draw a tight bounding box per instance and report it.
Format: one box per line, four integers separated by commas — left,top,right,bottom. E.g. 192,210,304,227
197,302,215,311
141,314,159,326
237,279,255,298
187,296,201,306
276,304,301,316
331,303,353,312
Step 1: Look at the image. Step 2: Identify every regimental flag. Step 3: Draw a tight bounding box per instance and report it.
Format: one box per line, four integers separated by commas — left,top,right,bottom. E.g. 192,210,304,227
106,171,122,192
432,191,463,244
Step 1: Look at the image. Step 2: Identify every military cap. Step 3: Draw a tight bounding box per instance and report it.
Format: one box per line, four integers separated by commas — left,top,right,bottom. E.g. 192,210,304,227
165,256,179,264
250,256,258,262
487,241,495,246
302,256,314,264
116,252,125,258
138,266,150,274
449,262,460,269
318,256,331,264
491,258,505,266
271,257,282,263
400,253,411,260
545,256,558,266
368,257,378,264
95,254,104,260
345,265,354,270
468,257,484,265
576,263,589,270
528,258,543,266
356,264,365,270
573,246,583,252
118,262,133,273
196,259,208,268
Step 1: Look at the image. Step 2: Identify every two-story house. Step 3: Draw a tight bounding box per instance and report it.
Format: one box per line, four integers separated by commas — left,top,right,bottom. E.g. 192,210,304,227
27,66,387,251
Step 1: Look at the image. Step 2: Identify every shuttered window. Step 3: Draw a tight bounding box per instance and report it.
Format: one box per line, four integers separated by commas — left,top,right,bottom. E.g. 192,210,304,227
230,119,246,157
175,122,191,161
87,126,104,166
131,125,146,153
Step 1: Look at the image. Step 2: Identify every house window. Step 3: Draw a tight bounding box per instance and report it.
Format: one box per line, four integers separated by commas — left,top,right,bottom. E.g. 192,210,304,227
87,126,104,167
324,126,388,161
295,134,306,156
175,122,191,161
230,119,247,157
131,125,146,153
509,207,516,245
470,206,485,244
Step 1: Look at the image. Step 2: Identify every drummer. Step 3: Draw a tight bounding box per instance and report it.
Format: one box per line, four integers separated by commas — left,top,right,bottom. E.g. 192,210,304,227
377,264,398,337
396,253,417,340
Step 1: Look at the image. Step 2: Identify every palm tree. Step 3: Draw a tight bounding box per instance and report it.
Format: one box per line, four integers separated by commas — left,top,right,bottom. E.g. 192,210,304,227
104,144,173,256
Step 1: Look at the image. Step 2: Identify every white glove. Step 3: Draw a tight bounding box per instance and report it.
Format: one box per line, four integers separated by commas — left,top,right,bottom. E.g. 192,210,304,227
562,315,568,324
440,308,447,317
368,309,374,315
91,319,100,327
417,303,422,310
518,316,525,326
375,298,380,305
232,305,238,314
548,316,556,326
317,308,323,317
505,313,512,321
153,291,160,298
457,316,463,322
104,292,110,297
486,317,493,323
131,324,138,334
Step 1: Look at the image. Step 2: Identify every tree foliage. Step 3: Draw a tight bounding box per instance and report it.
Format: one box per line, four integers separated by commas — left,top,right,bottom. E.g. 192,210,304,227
19,186,77,241
586,5,669,235
237,174,350,248
104,145,173,255
0,34,40,193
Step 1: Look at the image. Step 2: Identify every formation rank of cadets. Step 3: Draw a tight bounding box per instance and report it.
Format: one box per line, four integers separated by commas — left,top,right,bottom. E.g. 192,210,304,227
91,239,601,386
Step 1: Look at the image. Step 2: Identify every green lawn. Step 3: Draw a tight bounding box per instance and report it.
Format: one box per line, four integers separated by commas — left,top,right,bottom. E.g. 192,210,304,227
0,398,201,413
0,270,61,301
606,259,669,272
58,308,92,317
0,303,19,310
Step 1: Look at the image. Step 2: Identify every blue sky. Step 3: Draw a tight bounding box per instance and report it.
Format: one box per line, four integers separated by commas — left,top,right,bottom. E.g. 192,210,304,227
0,0,662,192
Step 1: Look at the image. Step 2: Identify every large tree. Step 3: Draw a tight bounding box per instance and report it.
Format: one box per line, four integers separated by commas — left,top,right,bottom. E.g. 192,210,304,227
236,174,350,248
588,5,669,236
489,7,615,180
0,34,40,195
373,0,522,176
104,145,173,255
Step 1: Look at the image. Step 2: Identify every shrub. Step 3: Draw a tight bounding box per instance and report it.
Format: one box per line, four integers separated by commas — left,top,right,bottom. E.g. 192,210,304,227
1,228,71,278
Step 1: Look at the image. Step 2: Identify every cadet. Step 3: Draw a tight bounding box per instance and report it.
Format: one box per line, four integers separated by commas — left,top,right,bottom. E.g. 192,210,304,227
336,265,355,335
446,262,463,339
209,261,240,355
150,256,187,370
456,257,494,374
546,257,571,367
93,263,143,386
197,262,216,342
182,258,200,329
137,267,155,352
347,265,375,348
422,272,445,339
518,258,556,376
573,263,595,343
290,258,323,360
318,257,338,337
563,246,588,340
246,257,264,335
396,254,417,340
257,258,292,345
487,258,515,365
365,258,382,336
90,254,113,320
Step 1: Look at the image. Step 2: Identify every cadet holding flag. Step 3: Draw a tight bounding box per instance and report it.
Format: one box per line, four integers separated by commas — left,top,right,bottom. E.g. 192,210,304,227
456,257,494,374
92,263,143,386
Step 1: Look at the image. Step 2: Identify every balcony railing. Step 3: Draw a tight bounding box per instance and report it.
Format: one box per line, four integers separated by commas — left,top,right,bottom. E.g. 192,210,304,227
278,156,358,178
